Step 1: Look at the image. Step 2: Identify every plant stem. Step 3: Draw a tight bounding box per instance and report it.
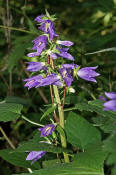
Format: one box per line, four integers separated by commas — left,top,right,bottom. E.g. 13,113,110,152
0,25,38,35
53,85,69,163
21,115,44,127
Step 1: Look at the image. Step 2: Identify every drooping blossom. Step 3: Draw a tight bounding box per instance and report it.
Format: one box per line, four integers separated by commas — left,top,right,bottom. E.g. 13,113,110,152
57,40,74,47
39,20,58,40
58,64,77,87
24,75,43,90
26,151,46,165
35,15,45,23
57,47,74,61
35,73,63,88
27,35,47,57
26,62,47,72
77,66,100,83
103,92,116,111
38,124,55,137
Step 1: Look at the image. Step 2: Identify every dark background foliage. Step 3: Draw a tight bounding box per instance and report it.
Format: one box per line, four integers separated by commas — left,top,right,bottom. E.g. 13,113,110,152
0,0,116,175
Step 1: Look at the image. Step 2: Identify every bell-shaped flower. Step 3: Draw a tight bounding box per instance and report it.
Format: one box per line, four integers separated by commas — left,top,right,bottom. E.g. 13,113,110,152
27,35,47,57
38,124,55,137
26,62,47,72
77,66,100,83
56,47,74,61
26,151,46,165
59,68,73,87
58,64,78,87
57,40,74,47
34,15,45,23
39,20,58,40
103,92,116,111
36,74,63,88
24,75,43,90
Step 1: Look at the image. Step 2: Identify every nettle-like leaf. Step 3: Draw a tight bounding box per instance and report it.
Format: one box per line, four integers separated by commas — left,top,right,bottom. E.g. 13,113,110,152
13,144,106,175
8,35,33,71
0,102,23,122
65,112,101,149
40,105,56,121
75,100,116,119
15,132,69,153
0,149,39,169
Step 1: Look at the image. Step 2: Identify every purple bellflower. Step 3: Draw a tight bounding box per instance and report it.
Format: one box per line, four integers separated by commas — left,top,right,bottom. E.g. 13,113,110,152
26,151,46,165
27,35,47,57
26,62,47,72
57,40,74,47
77,66,100,83
39,20,58,40
103,92,116,111
38,124,55,137
58,64,78,87
24,74,63,90
56,47,74,61
35,73,63,88
24,75,43,90
35,15,45,23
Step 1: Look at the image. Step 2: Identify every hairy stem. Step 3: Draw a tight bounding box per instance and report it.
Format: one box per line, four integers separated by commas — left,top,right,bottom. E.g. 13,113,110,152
53,85,69,163
21,115,44,127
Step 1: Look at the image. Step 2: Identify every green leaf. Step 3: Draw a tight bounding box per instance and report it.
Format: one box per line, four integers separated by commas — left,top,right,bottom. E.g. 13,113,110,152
0,102,23,122
40,105,56,121
5,96,31,106
13,145,106,175
75,100,116,119
0,149,39,169
16,141,69,153
65,112,101,149
8,36,33,71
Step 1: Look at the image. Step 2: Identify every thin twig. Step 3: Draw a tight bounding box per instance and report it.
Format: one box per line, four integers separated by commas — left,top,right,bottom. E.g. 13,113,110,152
0,126,33,173
0,126,15,149
21,115,44,127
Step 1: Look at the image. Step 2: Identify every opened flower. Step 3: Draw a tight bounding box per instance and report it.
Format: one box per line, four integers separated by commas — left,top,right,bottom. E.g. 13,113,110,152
103,92,116,111
27,35,47,57
38,124,55,137
24,75,43,90
57,40,74,47
26,62,47,72
39,20,58,40
77,66,100,83
56,47,74,61
26,151,46,165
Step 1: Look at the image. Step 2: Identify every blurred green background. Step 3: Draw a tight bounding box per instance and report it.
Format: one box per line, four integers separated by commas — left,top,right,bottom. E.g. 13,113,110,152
0,0,116,174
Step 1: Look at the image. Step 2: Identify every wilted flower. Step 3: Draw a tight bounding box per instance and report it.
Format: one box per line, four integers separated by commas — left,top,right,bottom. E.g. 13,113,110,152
26,62,47,72
38,124,55,137
57,40,74,47
77,66,100,83
27,35,47,57
26,151,46,165
103,92,116,111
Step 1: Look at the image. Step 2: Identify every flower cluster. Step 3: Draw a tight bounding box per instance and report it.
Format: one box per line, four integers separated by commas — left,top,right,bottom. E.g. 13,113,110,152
24,12,100,90
26,124,55,164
